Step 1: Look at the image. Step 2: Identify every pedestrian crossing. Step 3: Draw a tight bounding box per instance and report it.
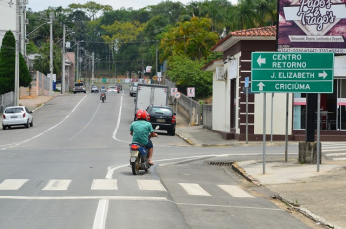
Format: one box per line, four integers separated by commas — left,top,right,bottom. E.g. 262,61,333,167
322,142,346,160
0,179,254,198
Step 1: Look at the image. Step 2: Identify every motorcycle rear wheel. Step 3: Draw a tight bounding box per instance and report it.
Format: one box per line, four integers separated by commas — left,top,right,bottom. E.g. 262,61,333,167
131,157,140,175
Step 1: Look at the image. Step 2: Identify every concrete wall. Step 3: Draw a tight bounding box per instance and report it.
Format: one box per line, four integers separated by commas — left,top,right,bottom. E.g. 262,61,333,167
202,104,212,130
212,71,230,132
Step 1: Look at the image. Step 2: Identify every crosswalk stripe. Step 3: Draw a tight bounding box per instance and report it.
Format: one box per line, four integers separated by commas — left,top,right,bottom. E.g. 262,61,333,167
326,153,346,157
137,180,166,191
0,179,29,190
218,185,254,198
333,158,346,161
91,179,118,190
179,183,210,196
42,180,71,191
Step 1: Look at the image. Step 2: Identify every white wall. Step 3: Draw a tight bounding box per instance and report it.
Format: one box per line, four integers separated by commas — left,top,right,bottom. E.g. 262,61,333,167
0,2,16,47
254,93,293,135
212,72,231,132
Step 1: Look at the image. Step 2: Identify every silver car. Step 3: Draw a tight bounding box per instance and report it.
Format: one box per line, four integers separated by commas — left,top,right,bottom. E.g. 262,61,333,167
2,106,33,130
107,86,119,93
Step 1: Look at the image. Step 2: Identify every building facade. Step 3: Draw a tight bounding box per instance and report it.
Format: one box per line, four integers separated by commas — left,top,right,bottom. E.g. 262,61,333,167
204,26,346,141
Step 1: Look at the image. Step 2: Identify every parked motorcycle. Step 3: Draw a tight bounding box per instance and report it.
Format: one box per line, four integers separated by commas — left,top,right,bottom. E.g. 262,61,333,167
101,93,105,103
129,126,159,175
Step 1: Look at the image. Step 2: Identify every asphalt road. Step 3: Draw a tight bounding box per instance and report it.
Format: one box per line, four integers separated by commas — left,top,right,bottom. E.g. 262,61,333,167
0,90,313,229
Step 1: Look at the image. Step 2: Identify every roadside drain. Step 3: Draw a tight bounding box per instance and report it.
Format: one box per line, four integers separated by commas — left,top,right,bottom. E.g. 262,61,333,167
208,162,234,166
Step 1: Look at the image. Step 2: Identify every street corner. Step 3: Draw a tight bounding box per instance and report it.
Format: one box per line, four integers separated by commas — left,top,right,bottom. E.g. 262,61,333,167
175,132,194,145
231,161,262,186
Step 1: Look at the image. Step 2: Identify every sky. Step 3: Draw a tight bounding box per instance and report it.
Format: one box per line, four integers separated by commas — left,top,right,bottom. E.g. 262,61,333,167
27,0,238,12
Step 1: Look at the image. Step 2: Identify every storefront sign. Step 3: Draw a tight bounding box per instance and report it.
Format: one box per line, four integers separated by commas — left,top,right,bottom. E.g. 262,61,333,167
251,52,334,93
277,0,346,54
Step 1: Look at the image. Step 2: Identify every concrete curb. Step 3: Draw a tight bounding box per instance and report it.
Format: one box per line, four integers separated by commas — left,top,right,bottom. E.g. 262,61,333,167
176,132,194,145
232,162,339,229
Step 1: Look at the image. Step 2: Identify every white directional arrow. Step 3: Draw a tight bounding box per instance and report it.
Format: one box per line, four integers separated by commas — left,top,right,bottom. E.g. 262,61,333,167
319,71,327,79
257,55,266,67
257,82,265,91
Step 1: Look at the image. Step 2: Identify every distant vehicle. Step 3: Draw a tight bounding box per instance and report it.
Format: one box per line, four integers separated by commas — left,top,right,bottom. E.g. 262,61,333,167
2,106,33,130
91,86,99,93
108,86,119,93
73,82,86,94
117,83,122,90
146,105,176,136
130,82,139,97
134,84,168,120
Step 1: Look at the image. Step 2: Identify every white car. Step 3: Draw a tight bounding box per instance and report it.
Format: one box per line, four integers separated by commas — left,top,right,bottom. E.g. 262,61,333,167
2,106,33,130
107,86,119,93
130,82,139,97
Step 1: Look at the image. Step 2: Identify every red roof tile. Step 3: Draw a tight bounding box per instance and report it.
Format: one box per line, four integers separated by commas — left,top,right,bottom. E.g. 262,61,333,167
211,26,277,51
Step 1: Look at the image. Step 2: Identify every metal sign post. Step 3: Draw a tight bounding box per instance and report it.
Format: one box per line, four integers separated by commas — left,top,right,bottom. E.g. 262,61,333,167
245,77,249,144
317,93,321,172
174,92,181,117
187,87,195,126
263,93,267,174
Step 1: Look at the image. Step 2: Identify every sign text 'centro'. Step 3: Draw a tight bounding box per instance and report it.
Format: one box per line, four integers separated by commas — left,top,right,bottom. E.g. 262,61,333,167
251,52,334,93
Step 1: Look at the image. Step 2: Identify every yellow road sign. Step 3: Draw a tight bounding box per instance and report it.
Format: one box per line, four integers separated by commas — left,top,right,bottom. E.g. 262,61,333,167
152,75,157,81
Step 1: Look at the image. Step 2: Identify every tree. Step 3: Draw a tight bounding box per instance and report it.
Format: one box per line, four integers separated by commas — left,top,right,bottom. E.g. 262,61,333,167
0,31,31,94
33,42,62,79
160,17,218,61
68,1,112,20
166,53,212,98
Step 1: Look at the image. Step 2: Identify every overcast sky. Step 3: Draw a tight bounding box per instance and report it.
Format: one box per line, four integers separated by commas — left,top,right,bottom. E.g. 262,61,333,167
27,0,238,12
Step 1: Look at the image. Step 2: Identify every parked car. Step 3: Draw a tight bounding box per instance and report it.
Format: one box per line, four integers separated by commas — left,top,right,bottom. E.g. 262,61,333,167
130,82,138,97
107,86,119,93
73,82,86,94
91,86,99,93
2,106,33,130
146,105,176,136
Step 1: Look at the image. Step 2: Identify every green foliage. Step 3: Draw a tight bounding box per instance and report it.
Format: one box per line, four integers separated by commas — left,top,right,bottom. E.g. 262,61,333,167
166,53,212,98
160,17,219,61
32,43,62,79
0,31,31,94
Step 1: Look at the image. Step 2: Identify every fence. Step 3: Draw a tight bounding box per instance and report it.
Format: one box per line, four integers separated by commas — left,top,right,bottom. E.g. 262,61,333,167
36,71,50,96
91,78,140,84
202,104,212,130
0,91,14,113
165,79,202,126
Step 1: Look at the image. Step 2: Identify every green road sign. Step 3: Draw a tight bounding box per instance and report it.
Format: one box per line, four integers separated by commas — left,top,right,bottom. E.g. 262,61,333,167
251,52,334,93
102,78,106,83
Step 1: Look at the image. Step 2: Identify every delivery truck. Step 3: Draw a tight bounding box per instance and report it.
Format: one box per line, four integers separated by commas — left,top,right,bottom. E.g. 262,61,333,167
134,84,169,120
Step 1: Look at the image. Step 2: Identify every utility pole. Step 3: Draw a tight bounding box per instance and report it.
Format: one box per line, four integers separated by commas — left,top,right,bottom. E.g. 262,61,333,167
156,43,158,78
20,0,27,57
14,0,20,106
92,52,94,86
76,41,79,82
49,12,53,96
62,24,66,94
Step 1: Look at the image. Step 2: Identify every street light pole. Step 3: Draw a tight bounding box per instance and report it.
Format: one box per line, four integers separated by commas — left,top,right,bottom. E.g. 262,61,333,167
49,12,53,96
14,0,20,106
62,24,66,94
92,52,94,86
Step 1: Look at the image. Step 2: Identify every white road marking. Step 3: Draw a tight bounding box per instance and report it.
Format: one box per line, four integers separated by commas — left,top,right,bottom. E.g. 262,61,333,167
333,158,346,161
326,153,346,157
137,180,166,191
218,185,254,198
69,101,100,140
112,91,129,144
175,202,283,211
179,183,211,196
0,179,29,190
42,180,71,191
93,199,109,229
91,179,118,190
0,196,168,200
0,95,88,149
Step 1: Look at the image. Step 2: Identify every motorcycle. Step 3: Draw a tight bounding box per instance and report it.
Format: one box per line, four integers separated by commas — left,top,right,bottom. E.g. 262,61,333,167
101,93,105,103
129,126,159,175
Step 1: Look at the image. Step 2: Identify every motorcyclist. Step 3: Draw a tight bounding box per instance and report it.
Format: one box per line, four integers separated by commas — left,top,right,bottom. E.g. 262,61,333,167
130,109,157,165
100,86,107,100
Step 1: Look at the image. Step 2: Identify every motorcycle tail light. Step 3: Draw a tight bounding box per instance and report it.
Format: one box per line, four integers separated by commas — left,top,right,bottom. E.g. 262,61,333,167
131,145,139,150
172,116,176,123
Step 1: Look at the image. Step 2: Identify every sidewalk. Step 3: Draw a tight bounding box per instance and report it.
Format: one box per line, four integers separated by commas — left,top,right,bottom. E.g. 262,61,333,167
175,112,346,229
